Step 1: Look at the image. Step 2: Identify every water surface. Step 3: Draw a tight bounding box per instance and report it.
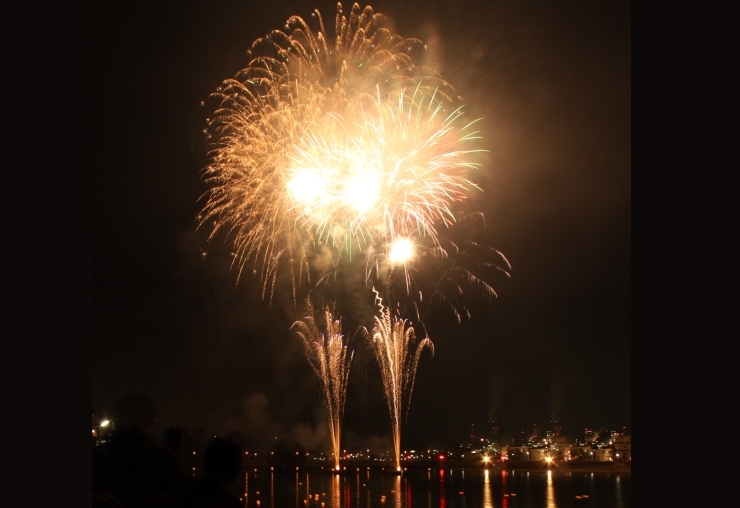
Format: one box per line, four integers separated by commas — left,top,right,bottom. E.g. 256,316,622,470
233,466,630,508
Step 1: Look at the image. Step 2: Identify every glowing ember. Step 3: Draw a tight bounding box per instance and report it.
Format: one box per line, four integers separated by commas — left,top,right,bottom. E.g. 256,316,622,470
389,238,413,264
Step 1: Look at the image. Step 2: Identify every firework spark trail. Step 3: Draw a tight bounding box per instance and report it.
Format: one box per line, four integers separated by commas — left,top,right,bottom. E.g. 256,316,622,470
200,78,323,300
366,213,512,329
254,2,457,109
292,302,353,470
365,291,433,471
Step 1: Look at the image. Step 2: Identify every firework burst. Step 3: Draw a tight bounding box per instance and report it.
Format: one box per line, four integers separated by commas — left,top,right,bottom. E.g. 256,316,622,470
200,83,320,300
287,87,483,250
199,3,466,298
249,2,457,109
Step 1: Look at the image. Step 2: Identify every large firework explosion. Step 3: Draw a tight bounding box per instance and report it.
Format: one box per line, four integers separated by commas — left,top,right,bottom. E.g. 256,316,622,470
291,302,354,470
287,87,482,251
199,3,475,299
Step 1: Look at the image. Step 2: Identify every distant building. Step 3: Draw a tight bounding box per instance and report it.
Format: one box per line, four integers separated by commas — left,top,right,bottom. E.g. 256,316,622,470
613,435,631,460
550,410,562,436
565,446,593,461
518,428,527,445
501,446,529,461
530,449,549,462
545,436,570,462
593,449,614,462
584,428,595,443
487,410,499,441
548,435,571,452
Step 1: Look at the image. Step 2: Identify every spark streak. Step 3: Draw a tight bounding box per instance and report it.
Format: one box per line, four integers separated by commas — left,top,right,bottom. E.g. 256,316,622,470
287,88,482,250
292,303,353,471
365,291,433,471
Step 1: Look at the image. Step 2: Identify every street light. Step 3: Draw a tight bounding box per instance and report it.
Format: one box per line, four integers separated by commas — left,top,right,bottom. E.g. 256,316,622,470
99,420,110,446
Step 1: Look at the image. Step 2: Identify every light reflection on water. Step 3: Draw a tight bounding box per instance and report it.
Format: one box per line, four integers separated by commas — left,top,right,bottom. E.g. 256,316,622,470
547,470,556,508
483,469,493,508
236,466,630,508
332,474,340,508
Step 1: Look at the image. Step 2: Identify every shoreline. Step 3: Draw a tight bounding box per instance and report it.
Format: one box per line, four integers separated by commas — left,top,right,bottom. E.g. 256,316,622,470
210,460,631,476
498,464,631,476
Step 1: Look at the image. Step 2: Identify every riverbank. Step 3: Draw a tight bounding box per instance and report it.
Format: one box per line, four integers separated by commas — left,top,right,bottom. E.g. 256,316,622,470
500,462,631,476
218,459,631,476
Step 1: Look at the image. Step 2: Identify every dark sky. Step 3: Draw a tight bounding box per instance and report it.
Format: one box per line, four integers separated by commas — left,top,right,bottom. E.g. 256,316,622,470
92,0,630,452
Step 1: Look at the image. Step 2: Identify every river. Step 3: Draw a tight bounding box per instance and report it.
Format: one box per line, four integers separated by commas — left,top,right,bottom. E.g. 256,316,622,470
228,466,630,508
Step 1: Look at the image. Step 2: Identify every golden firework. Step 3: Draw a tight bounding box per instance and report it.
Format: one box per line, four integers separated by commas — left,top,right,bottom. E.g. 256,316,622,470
287,87,482,249
364,291,433,471
199,3,459,297
292,302,353,471
250,2,457,109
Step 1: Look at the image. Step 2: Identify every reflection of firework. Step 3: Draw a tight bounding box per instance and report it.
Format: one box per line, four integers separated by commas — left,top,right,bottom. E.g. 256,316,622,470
292,302,353,470
199,3,462,297
365,291,433,471
288,88,482,250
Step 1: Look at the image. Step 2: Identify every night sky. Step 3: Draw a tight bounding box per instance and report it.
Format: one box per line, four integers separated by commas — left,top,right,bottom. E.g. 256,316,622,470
92,0,630,453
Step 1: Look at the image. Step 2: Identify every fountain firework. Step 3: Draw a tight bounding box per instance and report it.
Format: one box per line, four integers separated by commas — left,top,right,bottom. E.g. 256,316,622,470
366,291,433,471
292,302,353,470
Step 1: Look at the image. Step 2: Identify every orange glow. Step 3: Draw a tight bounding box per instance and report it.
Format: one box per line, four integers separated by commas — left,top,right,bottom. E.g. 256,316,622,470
199,4,475,292
389,238,414,264
293,304,352,475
